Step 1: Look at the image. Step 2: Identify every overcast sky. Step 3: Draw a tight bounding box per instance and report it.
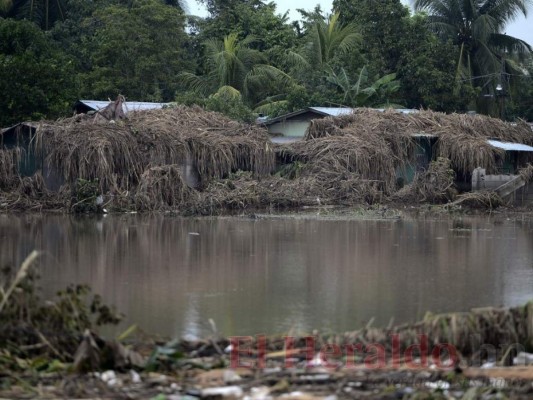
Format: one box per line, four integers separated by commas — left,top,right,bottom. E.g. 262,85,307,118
189,0,532,46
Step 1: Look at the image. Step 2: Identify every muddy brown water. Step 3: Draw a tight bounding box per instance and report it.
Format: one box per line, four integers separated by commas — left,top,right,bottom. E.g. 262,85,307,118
1,213,532,339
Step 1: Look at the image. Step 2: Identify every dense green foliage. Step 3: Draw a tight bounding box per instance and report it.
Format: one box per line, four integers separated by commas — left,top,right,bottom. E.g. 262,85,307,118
414,0,532,113
0,18,77,127
0,0,531,125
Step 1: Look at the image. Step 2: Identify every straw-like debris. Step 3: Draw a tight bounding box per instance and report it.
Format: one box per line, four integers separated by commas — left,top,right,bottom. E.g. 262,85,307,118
304,109,533,176
34,105,274,194
1,105,533,213
134,165,197,211
0,148,21,189
394,158,456,203
448,191,504,209
519,163,533,182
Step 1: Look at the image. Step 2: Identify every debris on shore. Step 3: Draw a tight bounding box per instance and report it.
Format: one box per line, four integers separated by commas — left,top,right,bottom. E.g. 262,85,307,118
1,252,533,399
1,103,532,214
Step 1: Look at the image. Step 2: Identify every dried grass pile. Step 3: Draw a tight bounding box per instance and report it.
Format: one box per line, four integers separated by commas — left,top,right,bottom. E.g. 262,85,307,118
303,109,533,176
134,165,198,211
0,148,21,189
447,191,504,209
127,106,275,181
265,108,533,208
289,137,407,195
394,158,456,203
4,104,533,213
192,172,328,214
28,105,275,211
519,163,533,182
35,105,274,193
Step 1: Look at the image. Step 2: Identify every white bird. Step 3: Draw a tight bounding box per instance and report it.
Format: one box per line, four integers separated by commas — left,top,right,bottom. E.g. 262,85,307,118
316,197,321,206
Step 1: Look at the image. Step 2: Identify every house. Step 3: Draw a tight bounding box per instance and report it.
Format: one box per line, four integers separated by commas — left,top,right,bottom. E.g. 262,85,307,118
262,107,353,139
262,107,418,140
73,100,170,114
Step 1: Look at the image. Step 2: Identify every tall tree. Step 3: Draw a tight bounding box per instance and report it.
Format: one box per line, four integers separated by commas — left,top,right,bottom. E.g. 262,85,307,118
302,12,361,70
333,0,410,75
1,0,66,30
180,32,293,106
192,0,296,55
80,0,191,101
395,14,475,112
0,18,77,126
414,0,532,97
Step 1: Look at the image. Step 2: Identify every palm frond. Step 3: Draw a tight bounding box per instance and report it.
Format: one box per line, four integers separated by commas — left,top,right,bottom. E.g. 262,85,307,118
178,71,213,95
254,100,289,115
484,0,529,27
472,13,498,44
0,0,12,13
284,50,311,71
489,33,532,55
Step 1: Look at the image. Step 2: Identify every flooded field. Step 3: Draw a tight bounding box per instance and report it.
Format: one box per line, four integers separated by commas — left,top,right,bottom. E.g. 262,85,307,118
1,213,532,339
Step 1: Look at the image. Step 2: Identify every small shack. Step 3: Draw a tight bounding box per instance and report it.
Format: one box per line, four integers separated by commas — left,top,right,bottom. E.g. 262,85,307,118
263,107,353,139
263,107,418,140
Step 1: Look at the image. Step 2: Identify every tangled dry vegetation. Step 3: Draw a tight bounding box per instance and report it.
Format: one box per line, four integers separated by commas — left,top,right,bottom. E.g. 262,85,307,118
1,106,532,213
305,109,533,175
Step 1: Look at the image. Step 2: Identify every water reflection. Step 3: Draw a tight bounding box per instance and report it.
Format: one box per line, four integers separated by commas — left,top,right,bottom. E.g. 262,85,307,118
0,214,532,338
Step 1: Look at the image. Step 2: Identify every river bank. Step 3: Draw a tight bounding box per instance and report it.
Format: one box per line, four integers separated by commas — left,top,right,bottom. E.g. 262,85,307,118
1,288,533,399
1,244,533,399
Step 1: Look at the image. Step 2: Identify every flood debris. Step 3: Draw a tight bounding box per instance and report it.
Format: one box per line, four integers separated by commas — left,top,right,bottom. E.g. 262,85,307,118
1,252,533,398
1,103,533,214
393,157,457,203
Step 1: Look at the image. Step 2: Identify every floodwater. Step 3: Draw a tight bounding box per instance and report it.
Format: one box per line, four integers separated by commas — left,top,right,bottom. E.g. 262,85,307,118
1,213,532,338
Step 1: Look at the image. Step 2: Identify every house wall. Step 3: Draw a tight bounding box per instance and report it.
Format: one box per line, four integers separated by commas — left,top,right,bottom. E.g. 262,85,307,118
472,171,516,191
267,120,311,137
2,125,67,191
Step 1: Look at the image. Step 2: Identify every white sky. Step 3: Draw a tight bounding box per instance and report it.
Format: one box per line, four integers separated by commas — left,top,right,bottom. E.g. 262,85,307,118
189,0,532,47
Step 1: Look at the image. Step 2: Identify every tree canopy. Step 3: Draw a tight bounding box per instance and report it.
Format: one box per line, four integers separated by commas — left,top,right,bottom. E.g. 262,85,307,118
0,0,532,124
0,18,76,126
414,0,532,98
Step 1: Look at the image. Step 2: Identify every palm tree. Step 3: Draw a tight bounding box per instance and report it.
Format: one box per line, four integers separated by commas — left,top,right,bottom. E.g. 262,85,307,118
180,32,294,106
414,0,531,96
300,12,361,70
0,0,12,13
1,0,65,30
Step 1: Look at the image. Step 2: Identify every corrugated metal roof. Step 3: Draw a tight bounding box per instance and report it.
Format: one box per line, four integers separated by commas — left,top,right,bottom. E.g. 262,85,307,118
308,107,354,117
487,139,533,152
374,108,419,114
78,100,170,113
262,106,420,126
308,107,419,116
